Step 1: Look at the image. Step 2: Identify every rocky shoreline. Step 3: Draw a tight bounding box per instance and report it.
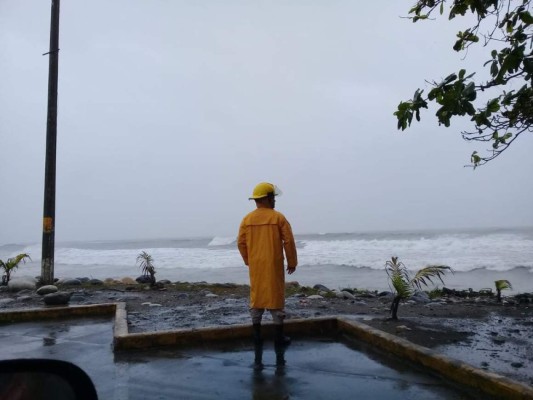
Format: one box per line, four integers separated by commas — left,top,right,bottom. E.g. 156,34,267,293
1,276,532,386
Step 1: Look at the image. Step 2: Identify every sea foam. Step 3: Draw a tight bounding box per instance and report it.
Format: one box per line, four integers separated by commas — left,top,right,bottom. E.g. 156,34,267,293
6,229,533,274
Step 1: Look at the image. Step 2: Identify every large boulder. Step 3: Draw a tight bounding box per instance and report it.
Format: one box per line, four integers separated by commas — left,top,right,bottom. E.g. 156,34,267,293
136,275,153,284
313,284,331,292
36,285,58,295
409,291,430,304
43,292,72,306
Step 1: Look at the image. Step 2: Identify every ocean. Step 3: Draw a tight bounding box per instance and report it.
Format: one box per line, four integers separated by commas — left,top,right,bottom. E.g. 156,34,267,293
1,227,532,292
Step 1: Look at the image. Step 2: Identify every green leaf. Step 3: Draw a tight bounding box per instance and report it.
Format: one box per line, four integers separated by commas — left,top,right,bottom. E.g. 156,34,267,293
487,99,500,113
519,11,533,25
490,61,498,77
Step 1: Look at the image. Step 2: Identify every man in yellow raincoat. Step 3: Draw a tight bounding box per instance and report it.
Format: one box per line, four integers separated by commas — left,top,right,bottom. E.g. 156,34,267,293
238,182,298,369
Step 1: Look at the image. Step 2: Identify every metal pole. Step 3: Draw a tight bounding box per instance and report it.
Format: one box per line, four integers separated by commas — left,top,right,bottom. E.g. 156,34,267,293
41,0,60,285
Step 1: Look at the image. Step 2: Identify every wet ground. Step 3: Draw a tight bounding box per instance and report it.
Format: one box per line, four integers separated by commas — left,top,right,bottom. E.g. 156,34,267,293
0,318,480,399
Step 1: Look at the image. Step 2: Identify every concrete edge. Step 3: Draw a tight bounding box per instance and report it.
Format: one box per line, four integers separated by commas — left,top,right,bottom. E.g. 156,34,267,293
113,316,338,351
336,317,533,400
2,304,531,399
0,303,117,322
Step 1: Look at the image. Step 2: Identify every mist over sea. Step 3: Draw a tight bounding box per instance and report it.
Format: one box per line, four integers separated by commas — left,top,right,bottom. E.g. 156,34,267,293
2,227,532,292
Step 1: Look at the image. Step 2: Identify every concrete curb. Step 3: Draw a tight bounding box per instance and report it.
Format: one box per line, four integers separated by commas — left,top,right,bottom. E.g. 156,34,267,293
1,304,531,399
336,318,533,400
0,303,116,323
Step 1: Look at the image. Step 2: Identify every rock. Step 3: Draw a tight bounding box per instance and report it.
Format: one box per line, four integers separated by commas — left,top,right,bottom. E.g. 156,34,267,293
141,302,161,307
89,279,103,285
0,286,8,293
492,336,506,345
285,281,300,288
409,291,430,304
176,293,189,299
104,278,115,284
121,277,136,285
75,277,90,283
43,292,72,306
36,285,58,295
334,291,345,299
205,293,218,298
307,295,324,300
60,279,82,286
511,362,523,368
378,291,394,298
291,293,305,298
136,275,153,284
313,284,330,292
17,295,33,302
8,277,36,292
340,288,354,294
159,279,172,285
396,325,412,333
341,291,355,300
515,293,533,304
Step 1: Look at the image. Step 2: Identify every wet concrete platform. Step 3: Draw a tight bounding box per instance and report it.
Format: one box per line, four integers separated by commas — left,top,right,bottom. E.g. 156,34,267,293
0,318,474,399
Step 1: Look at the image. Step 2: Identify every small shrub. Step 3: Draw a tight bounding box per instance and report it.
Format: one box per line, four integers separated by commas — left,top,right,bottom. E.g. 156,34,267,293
385,256,452,320
494,280,512,302
0,253,31,285
136,251,156,287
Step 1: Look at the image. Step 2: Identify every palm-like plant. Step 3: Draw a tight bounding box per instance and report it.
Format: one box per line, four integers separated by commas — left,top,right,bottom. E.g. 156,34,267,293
0,253,31,285
494,280,512,303
385,256,452,320
136,251,156,286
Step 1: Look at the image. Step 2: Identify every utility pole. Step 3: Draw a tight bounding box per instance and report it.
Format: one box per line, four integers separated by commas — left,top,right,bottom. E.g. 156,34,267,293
41,0,60,285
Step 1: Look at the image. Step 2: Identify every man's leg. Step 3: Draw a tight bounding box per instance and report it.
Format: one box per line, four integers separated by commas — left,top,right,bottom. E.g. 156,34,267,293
250,308,264,370
269,309,290,344
269,309,289,366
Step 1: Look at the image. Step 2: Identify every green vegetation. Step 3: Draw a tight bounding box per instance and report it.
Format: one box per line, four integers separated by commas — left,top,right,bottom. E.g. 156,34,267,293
385,256,452,319
0,253,31,285
136,251,156,286
395,0,533,167
495,279,513,302
427,287,444,299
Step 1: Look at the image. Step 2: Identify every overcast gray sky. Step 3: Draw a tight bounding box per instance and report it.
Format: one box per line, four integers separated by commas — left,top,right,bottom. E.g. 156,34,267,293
1,1,532,244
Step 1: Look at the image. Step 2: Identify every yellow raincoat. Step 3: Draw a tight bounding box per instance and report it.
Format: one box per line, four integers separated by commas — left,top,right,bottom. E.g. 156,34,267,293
238,208,298,309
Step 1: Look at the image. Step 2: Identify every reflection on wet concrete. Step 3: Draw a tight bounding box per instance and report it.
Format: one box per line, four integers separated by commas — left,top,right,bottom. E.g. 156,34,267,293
0,319,476,399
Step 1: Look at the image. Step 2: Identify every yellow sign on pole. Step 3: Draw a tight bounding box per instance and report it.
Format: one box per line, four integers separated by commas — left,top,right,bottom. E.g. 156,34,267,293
43,217,53,233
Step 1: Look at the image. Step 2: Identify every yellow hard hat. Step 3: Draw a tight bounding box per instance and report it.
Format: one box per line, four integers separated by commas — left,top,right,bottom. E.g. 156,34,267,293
249,182,282,200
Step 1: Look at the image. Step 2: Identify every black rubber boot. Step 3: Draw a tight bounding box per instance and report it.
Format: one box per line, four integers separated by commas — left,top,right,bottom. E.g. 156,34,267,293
274,324,291,346
253,323,263,371
274,340,286,367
